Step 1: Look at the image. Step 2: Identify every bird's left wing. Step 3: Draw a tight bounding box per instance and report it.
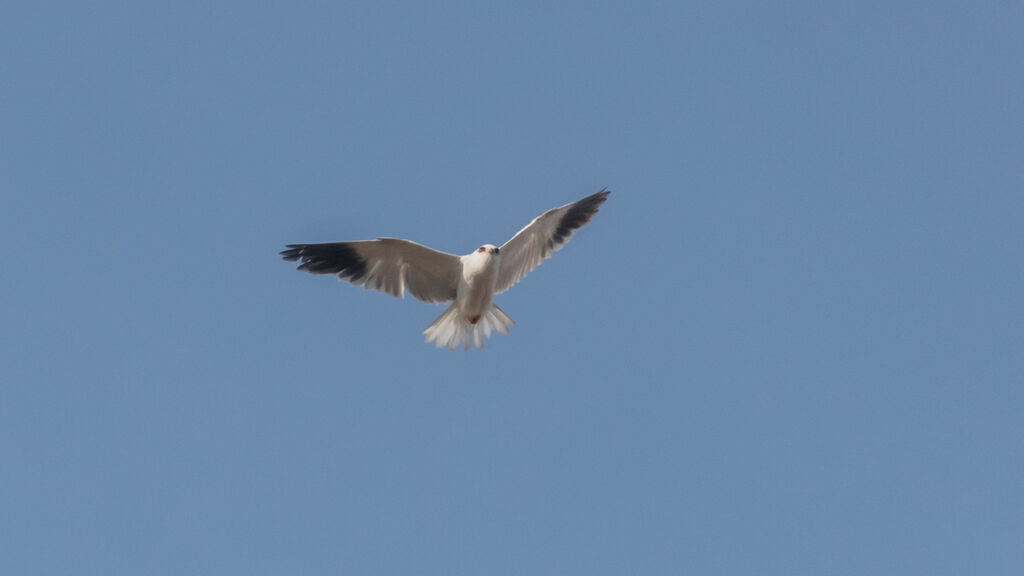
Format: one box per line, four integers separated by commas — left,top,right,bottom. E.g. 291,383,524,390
494,189,609,294
281,238,460,303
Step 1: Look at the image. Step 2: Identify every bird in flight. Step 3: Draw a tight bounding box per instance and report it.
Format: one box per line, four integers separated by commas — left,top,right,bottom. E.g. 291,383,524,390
281,189,610,350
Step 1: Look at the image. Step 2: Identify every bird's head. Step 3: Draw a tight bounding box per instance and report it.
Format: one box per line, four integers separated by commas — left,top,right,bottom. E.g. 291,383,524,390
475,244,500,256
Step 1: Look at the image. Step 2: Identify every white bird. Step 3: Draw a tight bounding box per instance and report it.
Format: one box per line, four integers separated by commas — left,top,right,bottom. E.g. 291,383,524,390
281,189,609,350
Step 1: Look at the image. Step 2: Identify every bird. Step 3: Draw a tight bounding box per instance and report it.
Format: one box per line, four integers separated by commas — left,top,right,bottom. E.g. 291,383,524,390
281,189,610,350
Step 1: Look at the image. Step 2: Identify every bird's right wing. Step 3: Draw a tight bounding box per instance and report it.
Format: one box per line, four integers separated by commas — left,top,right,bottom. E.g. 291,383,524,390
495,189,609,294
281,238,460,303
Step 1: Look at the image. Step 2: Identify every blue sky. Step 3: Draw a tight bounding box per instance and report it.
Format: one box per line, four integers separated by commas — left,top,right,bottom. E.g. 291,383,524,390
2,1,1022,574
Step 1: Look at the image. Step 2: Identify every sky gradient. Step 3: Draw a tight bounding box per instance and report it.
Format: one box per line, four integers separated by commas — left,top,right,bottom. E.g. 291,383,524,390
3,2,1022,574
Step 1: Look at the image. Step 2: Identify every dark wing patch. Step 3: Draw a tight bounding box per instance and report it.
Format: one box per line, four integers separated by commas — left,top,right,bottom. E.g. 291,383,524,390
494,188,610,294
281,238,461,303
280,243,368,283
551,190,609,248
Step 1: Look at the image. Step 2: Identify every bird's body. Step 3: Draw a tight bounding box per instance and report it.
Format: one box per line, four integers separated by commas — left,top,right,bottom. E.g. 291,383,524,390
419,244,512,350
456,245,500,325
282,190,609,350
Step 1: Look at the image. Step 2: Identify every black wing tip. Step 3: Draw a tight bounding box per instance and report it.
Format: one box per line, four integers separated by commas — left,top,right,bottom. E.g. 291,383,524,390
551,189,610,244
280,245,304,261
575,188,611,213
279,242,368,280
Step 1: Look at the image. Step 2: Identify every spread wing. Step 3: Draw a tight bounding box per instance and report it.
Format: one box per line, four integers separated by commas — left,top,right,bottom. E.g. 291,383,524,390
495,189,609,294
280,238,460,303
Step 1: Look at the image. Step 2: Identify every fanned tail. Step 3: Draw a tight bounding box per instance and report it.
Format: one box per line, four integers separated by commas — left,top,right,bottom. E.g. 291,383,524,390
423,304,515,351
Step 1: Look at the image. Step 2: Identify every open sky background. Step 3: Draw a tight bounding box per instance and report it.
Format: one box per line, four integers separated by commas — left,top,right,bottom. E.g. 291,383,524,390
3,2,1022,574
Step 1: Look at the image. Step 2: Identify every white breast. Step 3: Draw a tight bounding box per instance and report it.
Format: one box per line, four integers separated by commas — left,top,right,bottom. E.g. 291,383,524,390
456,252,501,319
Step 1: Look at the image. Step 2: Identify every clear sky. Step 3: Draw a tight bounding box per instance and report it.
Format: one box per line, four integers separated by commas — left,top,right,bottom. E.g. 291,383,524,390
2,2,1022,574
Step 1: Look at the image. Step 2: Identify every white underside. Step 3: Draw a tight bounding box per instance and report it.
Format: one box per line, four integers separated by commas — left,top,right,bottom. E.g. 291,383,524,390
423,303,515,351
422,249,514,350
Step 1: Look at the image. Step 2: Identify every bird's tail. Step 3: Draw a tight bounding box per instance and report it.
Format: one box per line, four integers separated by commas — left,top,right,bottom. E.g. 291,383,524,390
423,304,515,351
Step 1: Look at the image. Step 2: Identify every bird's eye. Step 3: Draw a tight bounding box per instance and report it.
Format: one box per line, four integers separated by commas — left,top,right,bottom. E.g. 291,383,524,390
477,247,485,253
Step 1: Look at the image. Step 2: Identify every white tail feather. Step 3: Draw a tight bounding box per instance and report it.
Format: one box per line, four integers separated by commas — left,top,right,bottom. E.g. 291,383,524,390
423,304,515,351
